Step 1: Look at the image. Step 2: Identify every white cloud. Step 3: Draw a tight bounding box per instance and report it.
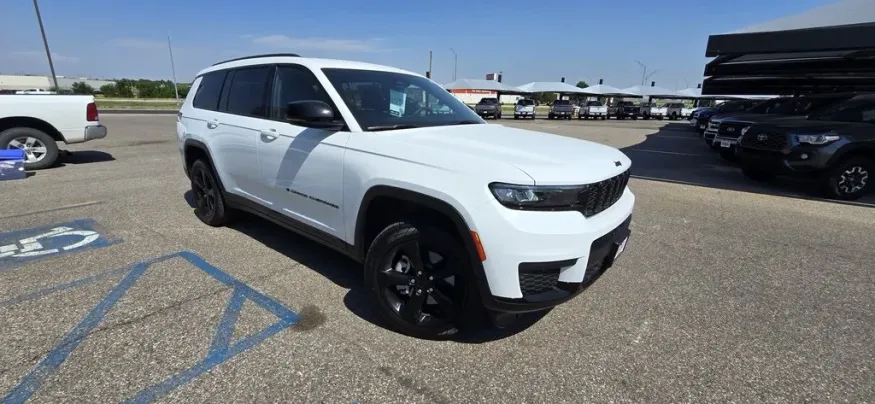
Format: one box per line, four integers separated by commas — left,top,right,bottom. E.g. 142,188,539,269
239,34,254,39
7,51,79,63
250,34,386,52
109,38,165,50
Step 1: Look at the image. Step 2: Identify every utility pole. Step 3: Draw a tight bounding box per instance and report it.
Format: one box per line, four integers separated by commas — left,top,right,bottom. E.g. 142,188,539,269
428,50,433,79
33,0,58,91
167,33,180,104
449,48,457,81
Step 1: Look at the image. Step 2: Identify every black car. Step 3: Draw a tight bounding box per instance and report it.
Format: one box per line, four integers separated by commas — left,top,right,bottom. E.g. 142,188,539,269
610,101,639,120
690,99,762,134
737,94,875,200
709,93,858,160
474,97,502,119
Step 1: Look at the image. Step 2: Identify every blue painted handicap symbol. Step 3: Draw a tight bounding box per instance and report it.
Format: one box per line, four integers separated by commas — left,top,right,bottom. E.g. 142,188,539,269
2,251,299,404
0,219,120,270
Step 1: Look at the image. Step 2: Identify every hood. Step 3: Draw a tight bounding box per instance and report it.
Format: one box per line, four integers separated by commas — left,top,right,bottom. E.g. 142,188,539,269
379,124,631,185
552,104,574,111
515,104,535,111
755,117,858,132
721,113,804,125
475,103,498,109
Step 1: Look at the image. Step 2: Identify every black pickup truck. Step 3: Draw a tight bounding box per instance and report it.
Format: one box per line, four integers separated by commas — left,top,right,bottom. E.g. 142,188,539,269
609,101,639,120
737,94,875,200
474,97,502,119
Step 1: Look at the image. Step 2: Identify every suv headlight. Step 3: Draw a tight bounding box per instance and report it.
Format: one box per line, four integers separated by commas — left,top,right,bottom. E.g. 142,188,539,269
488,183,583,209
794,132,840,145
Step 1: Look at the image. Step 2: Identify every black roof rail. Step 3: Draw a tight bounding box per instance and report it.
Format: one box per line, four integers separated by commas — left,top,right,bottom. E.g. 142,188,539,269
212,53,301,66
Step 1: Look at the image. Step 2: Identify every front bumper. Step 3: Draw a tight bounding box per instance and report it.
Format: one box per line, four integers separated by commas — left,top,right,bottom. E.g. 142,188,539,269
737,143,840,176
477,110,499,116
515,111,534,116
551,111,572,116
470,189,635,313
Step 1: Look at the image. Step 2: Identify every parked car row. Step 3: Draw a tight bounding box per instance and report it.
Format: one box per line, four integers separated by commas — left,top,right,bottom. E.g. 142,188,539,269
690,93,874,201
475,97,695,121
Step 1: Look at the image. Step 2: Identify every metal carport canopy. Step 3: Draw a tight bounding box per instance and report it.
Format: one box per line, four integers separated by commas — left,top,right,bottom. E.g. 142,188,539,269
443,78,529,94
705,0,875,56
516,82,590,94
619,85,680,98
702,0,875,95
579,84,637,96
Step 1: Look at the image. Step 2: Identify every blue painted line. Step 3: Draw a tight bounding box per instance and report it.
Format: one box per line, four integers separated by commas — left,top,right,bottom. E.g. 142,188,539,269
0,218,122,271
0,266,130,308
3,262,149,404
3,251,299,404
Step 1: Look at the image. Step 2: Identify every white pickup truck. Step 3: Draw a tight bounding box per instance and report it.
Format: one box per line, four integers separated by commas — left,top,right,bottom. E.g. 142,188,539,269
0,95,107,169
579,101,608,120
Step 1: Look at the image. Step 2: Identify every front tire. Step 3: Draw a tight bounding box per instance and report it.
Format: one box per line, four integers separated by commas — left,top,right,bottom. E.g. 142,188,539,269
189,159,234,226
0,127,59,170
822,157,873,200
364,221,479,339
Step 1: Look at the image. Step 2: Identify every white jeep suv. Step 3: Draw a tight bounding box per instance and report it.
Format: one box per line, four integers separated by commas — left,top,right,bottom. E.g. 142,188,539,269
177,54,635,339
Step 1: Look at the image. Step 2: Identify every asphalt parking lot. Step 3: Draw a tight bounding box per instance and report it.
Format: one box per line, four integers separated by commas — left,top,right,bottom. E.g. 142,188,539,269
1,115,873,403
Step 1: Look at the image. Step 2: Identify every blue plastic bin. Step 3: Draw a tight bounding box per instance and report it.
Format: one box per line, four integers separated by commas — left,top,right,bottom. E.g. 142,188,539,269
0,149,27,180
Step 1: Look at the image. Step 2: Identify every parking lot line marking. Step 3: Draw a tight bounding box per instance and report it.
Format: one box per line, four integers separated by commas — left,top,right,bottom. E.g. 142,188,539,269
0,201,104,220
0,266,129,308
3,251,299,404
626,148,707,157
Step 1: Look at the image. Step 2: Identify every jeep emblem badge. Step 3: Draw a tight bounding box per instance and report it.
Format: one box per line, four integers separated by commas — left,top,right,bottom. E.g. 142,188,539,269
757,133,768,141
614,161,622,167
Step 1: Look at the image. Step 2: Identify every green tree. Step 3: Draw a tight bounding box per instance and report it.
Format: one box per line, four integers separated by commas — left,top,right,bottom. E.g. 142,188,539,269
99,84,118,97
576,80,589,89
533,92,556,104
71,81,94,95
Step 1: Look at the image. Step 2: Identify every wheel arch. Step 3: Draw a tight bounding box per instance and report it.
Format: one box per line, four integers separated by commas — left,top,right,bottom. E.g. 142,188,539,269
353,186,485,278
182,139,227,193
828,143,875,167
0,116,66,143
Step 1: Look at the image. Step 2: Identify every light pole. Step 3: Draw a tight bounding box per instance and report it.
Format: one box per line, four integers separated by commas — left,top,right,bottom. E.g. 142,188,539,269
635,60,647,86
449,48,457,81
167,33,180,103
33,0,59,91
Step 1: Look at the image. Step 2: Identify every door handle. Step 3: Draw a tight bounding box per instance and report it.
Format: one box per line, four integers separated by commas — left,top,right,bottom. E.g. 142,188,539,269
260,129,277,141
206,121,219,129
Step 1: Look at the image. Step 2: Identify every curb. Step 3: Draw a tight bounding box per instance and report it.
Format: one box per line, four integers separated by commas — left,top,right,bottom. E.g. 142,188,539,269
100,109,177,115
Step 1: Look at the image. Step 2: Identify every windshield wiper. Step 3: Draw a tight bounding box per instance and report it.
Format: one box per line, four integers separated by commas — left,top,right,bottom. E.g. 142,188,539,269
449,120,481,125
365,124,420,132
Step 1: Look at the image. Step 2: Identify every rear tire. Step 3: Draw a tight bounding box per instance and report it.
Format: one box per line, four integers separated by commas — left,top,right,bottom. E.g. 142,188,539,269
364,221,483,340
0,127,59,170
189,159,234,226
821,157,873,200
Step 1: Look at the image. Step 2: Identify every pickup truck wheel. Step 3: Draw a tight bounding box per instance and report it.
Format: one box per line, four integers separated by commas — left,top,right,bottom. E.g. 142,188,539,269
822,157,872,200
0,127,59,170
364,221,479,339
189,159,233,226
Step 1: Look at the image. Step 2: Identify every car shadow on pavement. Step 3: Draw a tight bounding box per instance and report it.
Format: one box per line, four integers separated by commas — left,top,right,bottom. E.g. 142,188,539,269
57,150,116,166
183,191,547,342
622,124,875,208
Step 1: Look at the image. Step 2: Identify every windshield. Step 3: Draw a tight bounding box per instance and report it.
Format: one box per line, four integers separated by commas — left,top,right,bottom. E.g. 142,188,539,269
746,98,787,114
807,96,875,123
322,68,483,131
719,100,757,113
586,101,603,106
554,100,571,105
478,98,498,104
517,99,534,106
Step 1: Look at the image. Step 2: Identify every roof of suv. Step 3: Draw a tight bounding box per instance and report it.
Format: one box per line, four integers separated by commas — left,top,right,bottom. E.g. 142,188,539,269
196,54,420,78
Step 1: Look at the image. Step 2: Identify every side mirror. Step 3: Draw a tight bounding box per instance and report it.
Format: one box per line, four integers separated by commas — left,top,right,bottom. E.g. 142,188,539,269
286,100,344,130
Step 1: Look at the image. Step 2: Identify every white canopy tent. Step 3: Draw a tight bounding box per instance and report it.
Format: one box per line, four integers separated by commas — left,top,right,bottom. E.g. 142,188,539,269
619,85,682,98
443,78,527,93
516,81,590,94
579,84,637,96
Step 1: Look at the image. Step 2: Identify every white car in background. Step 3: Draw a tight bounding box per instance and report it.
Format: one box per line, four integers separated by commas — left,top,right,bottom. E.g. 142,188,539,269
579,101,608,120
514,98,536,119
14,88,57,95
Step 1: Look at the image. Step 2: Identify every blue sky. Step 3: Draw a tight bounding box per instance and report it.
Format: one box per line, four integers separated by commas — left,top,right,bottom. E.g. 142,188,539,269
1,0,834,89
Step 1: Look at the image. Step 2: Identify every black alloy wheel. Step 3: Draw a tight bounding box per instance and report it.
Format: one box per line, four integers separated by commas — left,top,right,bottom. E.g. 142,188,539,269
190,159,232,226
824,157,872,200
365,222,475,339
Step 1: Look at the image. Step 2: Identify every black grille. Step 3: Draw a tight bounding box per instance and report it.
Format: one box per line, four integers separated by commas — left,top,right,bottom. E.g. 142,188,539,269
739,131,789,151
718,122,748,136
519,271,560,295
578,170,630,217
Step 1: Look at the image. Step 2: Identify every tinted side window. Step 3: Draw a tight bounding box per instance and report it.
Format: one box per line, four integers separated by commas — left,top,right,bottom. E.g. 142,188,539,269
226,66,271,117
192,70,226,110
270,65,336,120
